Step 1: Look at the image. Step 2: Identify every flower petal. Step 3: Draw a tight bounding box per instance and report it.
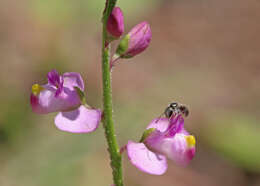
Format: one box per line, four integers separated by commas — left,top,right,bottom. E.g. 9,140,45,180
63,72,84,91
54,105,101,133
126,141,167,175
47,69,64,97
147,115,185,137
160,134,195,166
47,69,63,87
146,117,170,132
31,84,80,114
165,115,184,137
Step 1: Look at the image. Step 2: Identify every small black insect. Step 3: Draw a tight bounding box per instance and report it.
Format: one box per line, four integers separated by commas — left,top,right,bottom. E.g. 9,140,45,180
156,102,189,123
164,102,189,118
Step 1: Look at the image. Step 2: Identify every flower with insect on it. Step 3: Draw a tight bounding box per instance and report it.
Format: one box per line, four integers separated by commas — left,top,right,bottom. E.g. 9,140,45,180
106,7,124,40
125,114,195,175
30,69,101,133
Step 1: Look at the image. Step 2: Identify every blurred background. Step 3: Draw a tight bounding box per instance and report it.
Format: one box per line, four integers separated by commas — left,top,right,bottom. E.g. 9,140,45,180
1,0,260,185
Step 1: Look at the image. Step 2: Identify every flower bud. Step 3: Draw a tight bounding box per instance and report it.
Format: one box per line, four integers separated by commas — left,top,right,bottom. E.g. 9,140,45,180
106,7,124,39
115,21,151,58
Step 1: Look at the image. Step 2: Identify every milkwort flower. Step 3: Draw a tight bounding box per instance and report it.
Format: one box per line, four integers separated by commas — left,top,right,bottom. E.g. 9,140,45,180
30,69,101,133
125,115,195,175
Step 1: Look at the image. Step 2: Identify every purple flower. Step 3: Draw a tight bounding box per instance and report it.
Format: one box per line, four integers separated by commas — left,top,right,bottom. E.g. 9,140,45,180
107,7,124,39
126,115,196,175
30,70,101,133
115,21,151,58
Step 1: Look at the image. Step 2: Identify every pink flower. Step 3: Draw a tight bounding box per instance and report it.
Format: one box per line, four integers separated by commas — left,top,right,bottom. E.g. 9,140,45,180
126,115,196,175
115,21,151,58
107,7,124,39
30,70,101,133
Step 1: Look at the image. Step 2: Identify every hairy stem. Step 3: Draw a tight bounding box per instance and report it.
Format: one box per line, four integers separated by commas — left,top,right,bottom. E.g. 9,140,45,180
101,0,123,186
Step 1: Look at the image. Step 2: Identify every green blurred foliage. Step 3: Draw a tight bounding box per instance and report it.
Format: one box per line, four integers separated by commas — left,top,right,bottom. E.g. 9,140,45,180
0,97,31,146
30,0,159,25
204,112,260,172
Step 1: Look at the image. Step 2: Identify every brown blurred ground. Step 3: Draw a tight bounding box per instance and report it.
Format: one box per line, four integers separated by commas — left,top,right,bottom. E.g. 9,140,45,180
0,0,260,186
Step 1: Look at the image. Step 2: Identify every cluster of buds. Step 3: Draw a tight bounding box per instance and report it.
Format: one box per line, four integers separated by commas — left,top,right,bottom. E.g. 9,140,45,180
106,7,152,68
30,6,195,176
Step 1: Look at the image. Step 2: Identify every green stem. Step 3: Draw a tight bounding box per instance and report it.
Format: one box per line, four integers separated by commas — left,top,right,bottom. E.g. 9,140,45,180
101,1,123,186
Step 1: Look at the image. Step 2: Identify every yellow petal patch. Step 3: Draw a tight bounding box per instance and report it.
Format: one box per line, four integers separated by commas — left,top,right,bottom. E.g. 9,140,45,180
185,135,196,148
32,84,44,96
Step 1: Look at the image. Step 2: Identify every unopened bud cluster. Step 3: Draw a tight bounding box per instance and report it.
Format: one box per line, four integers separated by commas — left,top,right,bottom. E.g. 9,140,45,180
106,7,152,67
